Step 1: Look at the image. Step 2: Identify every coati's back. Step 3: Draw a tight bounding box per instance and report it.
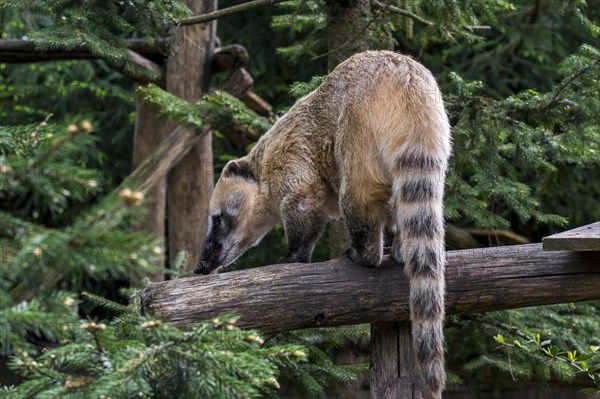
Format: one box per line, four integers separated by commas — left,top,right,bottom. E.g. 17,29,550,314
198,51,451,398
249,51,450,197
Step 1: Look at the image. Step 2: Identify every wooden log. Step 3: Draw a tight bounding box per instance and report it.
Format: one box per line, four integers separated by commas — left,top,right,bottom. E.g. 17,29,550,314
0,38,168,63
220,68,253,97
243,90,273,115
543,222,600,251
166,0,216,272
212,44,249,73
141,243,600,332
131,91,170,282
371,321,425,399
0,39,245,74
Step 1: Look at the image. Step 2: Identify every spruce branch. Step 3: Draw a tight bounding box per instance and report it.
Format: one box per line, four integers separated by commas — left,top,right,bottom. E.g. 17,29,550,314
536,57,600,113
178,0,286,26
372,0,433,27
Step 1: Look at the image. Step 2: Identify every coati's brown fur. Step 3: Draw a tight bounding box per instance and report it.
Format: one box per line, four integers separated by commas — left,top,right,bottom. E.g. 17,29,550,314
196,50,451,398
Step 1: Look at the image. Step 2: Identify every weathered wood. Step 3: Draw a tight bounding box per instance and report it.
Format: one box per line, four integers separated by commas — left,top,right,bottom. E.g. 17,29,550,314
543,222,600,251
371,321,425,399
220,68,253,97
140,243,600,332
131,91,170,282
242,90,273,115
121,50,164,85
0,39,168,63
166,0,216,271
0,39,245,75
212,44,249,73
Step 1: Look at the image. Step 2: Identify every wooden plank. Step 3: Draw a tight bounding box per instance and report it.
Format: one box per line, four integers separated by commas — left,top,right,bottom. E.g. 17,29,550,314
371,322,425,399
543,222,600,251
140,243,600,332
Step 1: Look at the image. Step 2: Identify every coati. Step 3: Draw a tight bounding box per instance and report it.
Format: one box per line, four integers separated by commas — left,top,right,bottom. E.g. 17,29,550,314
195,50,451,398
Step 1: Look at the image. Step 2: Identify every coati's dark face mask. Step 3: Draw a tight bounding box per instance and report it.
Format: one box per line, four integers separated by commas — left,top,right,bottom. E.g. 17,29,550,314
194,160,271,275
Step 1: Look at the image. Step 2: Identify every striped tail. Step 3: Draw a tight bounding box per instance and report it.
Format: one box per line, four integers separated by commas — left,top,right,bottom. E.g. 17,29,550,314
392,148,448,399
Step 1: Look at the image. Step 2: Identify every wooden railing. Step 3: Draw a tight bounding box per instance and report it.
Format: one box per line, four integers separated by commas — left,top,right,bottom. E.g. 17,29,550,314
142,222,600,398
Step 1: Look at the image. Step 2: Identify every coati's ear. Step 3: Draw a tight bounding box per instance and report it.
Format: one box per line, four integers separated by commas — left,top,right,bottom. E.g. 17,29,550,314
222,160,256,181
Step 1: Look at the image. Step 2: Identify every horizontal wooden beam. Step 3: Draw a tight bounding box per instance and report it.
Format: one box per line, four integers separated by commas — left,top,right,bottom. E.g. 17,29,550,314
141,244,600,332
0,39,248,74
543,222,600,251
0,39,168,63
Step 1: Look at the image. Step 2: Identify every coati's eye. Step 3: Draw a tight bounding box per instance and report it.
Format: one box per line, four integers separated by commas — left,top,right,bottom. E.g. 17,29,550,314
212,212,236,233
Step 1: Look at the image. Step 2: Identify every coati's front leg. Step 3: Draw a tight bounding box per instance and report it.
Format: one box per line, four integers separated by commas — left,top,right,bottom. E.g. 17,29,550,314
340,186,387,268
280,192,326,263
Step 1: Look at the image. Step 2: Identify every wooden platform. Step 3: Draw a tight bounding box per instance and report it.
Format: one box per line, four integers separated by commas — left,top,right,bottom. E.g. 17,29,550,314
543,222,600,251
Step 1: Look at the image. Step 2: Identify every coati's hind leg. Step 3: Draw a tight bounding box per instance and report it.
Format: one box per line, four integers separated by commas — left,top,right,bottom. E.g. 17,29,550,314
340,181,389,268
280,190,327,264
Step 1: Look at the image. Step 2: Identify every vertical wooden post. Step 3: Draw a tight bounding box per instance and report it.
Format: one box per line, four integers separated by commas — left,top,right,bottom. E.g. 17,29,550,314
371,321,425,399
165,0,217,271
132,95,168,282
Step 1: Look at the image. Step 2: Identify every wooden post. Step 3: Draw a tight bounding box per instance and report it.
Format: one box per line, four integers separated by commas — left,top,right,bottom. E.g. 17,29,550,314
371,322,425,399
132,94,169,282
165,0,217,271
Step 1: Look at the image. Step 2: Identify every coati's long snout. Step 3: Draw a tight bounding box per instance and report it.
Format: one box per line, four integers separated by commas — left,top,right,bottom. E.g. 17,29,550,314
194,240,222,275
194,159,278,275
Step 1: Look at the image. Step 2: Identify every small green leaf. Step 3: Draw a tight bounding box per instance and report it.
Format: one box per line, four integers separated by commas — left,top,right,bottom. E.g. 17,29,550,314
514,340,522,348
548,345,559,356
494,335,505,345
577,353,594,362
568,351,577,362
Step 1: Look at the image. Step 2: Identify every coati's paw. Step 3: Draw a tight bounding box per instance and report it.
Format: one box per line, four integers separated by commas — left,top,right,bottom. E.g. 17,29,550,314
390,240,405,266
345,247,382,268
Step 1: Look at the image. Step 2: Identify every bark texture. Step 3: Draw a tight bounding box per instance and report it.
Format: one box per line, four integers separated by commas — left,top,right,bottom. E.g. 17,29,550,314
166,0,217,271
141,244,600,332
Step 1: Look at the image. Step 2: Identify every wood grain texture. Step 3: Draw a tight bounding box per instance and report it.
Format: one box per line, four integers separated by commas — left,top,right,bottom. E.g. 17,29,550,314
371,322,425,399
165,0,216,271
0,38,168,63
132,92,170,282
141,243,600,332
543,222,600,251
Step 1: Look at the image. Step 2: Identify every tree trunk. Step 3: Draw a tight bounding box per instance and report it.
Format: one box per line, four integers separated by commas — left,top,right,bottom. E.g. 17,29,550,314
165,0,217,271
325,0,371,70
324,0,371,257
132,94,169,282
